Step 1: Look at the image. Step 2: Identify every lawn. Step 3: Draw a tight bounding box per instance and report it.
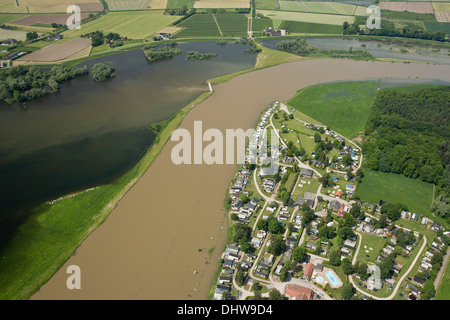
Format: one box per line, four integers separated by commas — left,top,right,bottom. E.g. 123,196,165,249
63,11,179,39
357,169,434,217
356,232,386,264
286,81,379,139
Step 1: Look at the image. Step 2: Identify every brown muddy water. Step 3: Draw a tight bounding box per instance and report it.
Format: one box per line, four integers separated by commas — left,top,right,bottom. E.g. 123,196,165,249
32,59,450,300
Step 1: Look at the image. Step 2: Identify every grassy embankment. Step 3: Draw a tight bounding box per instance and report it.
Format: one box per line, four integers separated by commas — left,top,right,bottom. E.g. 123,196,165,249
0,90,212,300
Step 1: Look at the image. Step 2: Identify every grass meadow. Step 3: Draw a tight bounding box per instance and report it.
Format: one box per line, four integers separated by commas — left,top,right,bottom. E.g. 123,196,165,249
357,169,434,216
286,81,379,139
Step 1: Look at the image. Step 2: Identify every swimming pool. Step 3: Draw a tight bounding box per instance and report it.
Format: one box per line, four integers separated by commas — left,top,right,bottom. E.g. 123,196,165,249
315,276,324,284
325,271,342,287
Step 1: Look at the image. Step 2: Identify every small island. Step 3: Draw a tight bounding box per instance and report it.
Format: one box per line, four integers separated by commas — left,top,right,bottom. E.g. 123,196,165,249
186,51,218,60
90,63,116,82
142,43,182,62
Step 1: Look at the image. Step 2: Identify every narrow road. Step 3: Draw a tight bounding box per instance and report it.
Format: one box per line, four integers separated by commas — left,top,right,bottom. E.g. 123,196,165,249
349,231,428,300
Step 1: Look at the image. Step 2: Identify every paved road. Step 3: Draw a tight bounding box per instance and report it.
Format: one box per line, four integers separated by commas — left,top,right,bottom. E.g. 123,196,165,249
349,231,428,300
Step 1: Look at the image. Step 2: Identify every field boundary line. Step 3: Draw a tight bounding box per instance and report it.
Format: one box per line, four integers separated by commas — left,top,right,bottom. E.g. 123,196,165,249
212,14,223,36
323,2,340,15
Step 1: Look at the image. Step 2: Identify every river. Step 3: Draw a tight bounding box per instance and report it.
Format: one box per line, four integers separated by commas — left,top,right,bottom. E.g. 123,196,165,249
0,41,257,245
31,58,450,299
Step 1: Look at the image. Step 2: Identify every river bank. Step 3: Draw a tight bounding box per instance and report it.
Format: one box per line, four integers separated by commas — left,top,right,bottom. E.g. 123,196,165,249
31,58,450,300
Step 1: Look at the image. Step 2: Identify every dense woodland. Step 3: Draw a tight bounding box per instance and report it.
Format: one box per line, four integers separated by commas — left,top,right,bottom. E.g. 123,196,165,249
0,65,88,104
362,86,450,220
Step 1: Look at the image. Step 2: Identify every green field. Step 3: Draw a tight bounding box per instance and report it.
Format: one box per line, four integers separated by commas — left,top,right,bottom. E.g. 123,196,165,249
357,169,434,216
0,13,29,24
436,263,450,300
215,14,248,36
424,21,450,34
252,16,273,31
63,11,178,39
105,0,152,10
175,14,221,37
166,0,194,9
279,20,343,34
286,81,378,139
0,28,27,41
257,9,355,25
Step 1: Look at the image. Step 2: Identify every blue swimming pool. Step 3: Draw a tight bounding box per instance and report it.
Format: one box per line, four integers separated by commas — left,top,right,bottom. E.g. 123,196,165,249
325,271,342,287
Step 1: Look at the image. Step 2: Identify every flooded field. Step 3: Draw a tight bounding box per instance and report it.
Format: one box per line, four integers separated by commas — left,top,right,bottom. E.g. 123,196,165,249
31,58,450,299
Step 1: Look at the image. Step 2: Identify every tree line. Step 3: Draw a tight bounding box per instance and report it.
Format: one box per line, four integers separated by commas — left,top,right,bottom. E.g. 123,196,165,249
362,86,450,221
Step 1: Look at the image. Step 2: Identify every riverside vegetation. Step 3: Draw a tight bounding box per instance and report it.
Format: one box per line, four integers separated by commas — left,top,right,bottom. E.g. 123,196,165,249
276,39,374,61
0,65,88,104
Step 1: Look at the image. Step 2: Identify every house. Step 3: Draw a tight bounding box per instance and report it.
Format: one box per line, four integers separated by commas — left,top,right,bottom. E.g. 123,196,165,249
367,275,382,290
328,200,341,211
343,239,357,248
284,284,314,300
225,245,240,255
223,259,234,268
47,33,64,41
346,184,356,193
305,242,318,251
406,283,421,296
303,263,314,281
337,203,349,218
297,192,316,208
264,27,288,36
231,200,243,211
393,261,403,274
335,190,342,198
218,276,231,284
155,32,171,40
413,275,425,287
301,168,314,178
214,284,231,300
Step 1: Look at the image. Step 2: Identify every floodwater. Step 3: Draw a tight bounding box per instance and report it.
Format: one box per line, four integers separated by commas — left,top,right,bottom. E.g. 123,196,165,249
260,37,450,64
32,58,450,300
0,41,257,244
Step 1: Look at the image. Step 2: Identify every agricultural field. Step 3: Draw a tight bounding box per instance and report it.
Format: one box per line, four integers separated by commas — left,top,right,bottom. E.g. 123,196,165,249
279,20,343,34
424,20,450,33
286,81,379,139
16,37,91,61
214,13,248,36
105,0,152,10
193,0,250,8
357,169,434,217
255,0,279,10
0,28,27,41
379,1,434,13
10,13,90,27
0,13,29,24
63,11,179,39
0,0,103,13
257,9,355,25
252,16,273,31
175,13,221,37
432,3,450,22
165,0,194,8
